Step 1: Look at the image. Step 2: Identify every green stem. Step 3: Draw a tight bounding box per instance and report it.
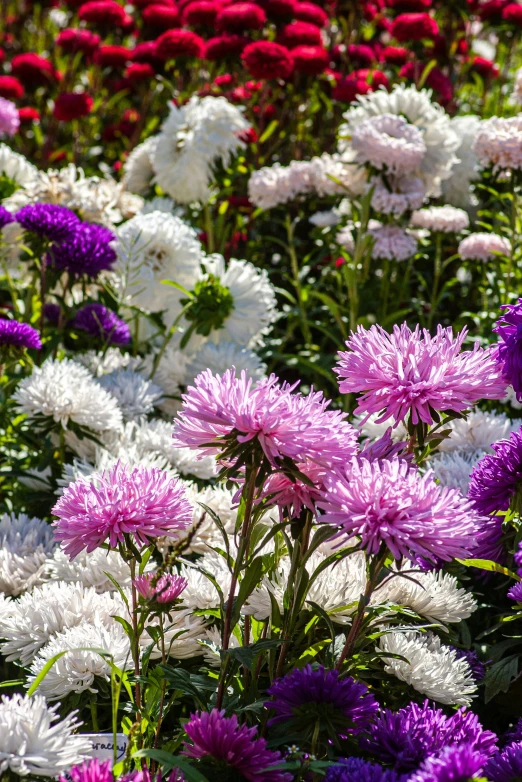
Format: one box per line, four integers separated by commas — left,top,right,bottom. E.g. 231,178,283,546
428,233,443,330
90,695,99,731
285,214,312,347
204,203,215,254
149,303,192,380
128,559,143,735
378,260,391,323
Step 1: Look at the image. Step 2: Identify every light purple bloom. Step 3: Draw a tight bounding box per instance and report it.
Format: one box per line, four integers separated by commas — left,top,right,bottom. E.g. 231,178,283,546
52,461,193,558
508,582,522,602
0,319,41,350
173,369,358,469
182,709,292,781
0,97,20,137
335,323,507,426
468,428,522,515
261,461,324,518
317,458,480,563
16,204,80,242
71,303,131,346
0,206,15,229
134,572,187,604
408,744,484,782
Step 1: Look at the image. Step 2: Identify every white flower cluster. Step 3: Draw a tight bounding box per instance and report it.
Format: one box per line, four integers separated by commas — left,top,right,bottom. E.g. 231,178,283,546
473,115,522,172
410,205,469,233
459,232,511,262
0,514,56,597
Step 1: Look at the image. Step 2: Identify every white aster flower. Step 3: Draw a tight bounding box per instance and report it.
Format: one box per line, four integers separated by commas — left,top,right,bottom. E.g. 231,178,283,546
76,349,141,377
185,341,266,387
473,116,522,172
429,449,484,495
379,630,477,706
201,625,240,666
410,205,469,233
153,96,249,203
49,8,68,26
115,210,203,313
353,412,408,442
438,408,514,453
458,232,510,262
140,196,181,216
375,570,477,624
177,484,237,554
340,85,459,197
0,143,38,192
13,358,122,433
336,225,355,253
369,224,418,261
144,608,207,660
0,514,55,597
96,368,163,421
309,209,341,228
180,552,233,610
46,547,138,592
352,114,427,175
0,693,90,777
28,621,132,700
144,343,190,417
441,115,481,209
370,175,425,216
122,136,158,196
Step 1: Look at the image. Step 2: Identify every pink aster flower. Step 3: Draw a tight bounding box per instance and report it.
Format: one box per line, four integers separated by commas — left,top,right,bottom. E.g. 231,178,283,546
173,369,358,469
262,461,324,518
317,458,481,563
183,709,292,781
52,462,192,558
335,323,507,426
134,572,187,604
0,96,20,137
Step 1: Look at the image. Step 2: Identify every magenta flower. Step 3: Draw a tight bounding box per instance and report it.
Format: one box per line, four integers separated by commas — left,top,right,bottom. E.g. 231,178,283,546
0,96,20,137
52,462,193,558
134,572,187,604
262,461,324,518
60,759,113,782
317,458,480,563
335,323,507,426
183,709,292,781
173,369,358,469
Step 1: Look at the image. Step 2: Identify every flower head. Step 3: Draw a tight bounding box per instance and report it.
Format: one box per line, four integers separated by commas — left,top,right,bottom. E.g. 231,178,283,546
61,759,113,782
70,303,131,346
48,223,117,277
473,116,522,173
182,709,293,781
0,97,19,137
335,323,507,426
468,428,522,515
484,740,522,782
173,368,358,469
241,41,294,79
318,458,480,563
0,319,41,350
324,757,406,782
16,203,80,242
53,93,93,122
52,461,193,557
134,572,187,604
508,582,522,602
459,232,511,262
492,299,522,401
352,114,426,175
265,665,378,738
410,206,469,233
369,225,418,262
262,460,324,518
409,744,485,782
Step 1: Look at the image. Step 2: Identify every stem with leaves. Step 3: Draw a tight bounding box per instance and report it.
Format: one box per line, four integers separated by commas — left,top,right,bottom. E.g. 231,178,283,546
285,214,312,348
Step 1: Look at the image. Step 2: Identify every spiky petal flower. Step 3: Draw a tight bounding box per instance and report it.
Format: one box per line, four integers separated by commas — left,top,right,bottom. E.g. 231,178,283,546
361,700,497,772
335,323,507,426
48,223,117,277
182,709,293,781
262,461,324,518
52,461,193,557
508,582,522,602
324,757,406,782
265,665,378,738
0,693,91,777
492,299,522,401
484,740,522,782
409,744,485,782
60,759,113,782
134,572,187,604
0,319,41,350
16,203,80,242
468,428,522,515
173,369,358,469
317,458,480,563
70,303,130,346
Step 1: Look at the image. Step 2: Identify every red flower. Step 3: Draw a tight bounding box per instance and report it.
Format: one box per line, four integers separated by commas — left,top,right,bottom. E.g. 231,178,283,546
292,44,329,74
264,0,296,17
132,0,174,7
125,62,155,82
143,3,180,27
204,33,249,59
78,0,127,25
382,45,409,64
479,0,509,20
156,28,205,58
238,126,258,143
242,40,294,79
56,28,101,56
279,20,322,47
347,43,377,66
216,2,266,31
11,54,58,85
386,0,431,9
131,40,163,67
400,61,452,105
294,1,328,26
214,73,234,86
228,85,252,101
18,106,40,123
0,48,4,66
391,12,438,41
95,45,131,67
182,0,220,25
471,55,500,78
53,92,93,121
503,2,522,22
0,76,24,100
332,69,388,101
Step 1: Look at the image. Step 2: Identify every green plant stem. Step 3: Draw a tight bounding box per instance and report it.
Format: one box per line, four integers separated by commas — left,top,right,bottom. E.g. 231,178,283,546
128,559,143,736
204,203,215,254
378,260,390,322
90,695,99,732
428,233,442,329
285,214,312,347
508,174,518,295
149,302,192,380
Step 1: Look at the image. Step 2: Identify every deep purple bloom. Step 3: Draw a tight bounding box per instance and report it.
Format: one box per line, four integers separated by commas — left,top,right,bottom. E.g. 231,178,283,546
360,700,497,772
493,299,522,401
502,719,522,748
60,759,113,782
453,649,486,682
43,303,61,326
0,319,42,350
52,461,193,558
265,666,378,737
48,223,117,277
475,516,505,564
409,744,484,782
0,205,14,229
324,757,407,782
134,572,187,604
16,204,80,242
508,582,522,602
468,428,522,515
485,741,522,782
182,709,292,781
514,542,522,575
70,303,131,346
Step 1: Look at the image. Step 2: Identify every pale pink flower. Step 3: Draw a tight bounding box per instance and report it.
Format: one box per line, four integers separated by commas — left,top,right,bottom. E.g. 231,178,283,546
459,232,511,263
134,572,187,604
262,461,324,518
0,98,19,138
352,114,426,175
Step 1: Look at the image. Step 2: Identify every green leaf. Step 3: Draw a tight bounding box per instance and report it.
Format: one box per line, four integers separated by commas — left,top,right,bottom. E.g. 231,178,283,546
259,120,279,144
27,651,68,695
457,559,522,580
232,556,264,625
484,655,519,703
222,638,284,671
132,750,210,781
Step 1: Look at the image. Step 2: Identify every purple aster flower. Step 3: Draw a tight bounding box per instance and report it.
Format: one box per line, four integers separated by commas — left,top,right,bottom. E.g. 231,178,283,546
475,515,505,564
70,303,131,346
0,319,42,350
60,759,113,782
493,299,522,402
52,461,193,558
409,744,484,782
507,582,522,602
514,543,522,575
48,223,117,277
0,205,14,229
182,709,293,781
134,572,187,604
502,719,522,748
359,429,412,463
468,428,522,515
43,303,61,326
485,741,522,782
324,757,407,782
317,458,480,563
453,649,486,683
16,204,80,242
265,666,378,740
173,369,358,470
0,97,20,138
335,323,507,427
360,700,497,772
